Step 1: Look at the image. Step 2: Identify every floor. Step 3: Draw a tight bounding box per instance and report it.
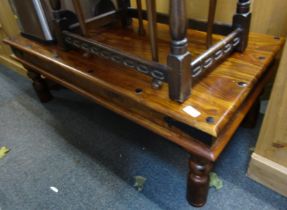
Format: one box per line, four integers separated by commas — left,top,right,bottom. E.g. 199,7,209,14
0,64,286,210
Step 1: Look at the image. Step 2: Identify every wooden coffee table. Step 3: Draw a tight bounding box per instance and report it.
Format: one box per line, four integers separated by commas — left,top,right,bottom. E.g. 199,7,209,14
4,23,284,207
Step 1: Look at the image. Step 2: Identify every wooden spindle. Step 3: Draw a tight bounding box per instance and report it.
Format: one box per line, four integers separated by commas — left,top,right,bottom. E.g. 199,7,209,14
136,0,145,35
72,0,88,37
167,0,192,103
206,0,217,48
146,0,159,62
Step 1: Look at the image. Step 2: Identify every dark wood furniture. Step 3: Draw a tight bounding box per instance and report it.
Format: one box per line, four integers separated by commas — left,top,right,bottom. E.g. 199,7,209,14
4,26,283,206
3,0,285,207
48,0,252,103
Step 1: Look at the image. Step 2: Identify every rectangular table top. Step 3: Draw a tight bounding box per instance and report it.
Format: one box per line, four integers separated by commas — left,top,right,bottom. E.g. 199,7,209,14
4,22,284,138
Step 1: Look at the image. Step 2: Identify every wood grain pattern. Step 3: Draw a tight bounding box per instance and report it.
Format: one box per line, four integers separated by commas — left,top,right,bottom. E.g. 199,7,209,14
1,0,287,76
0,0,15,57
3,19,284,206
0,0,26,74
247,38,287,198
251,0,287,35
255,41,287,168
4,22,284,139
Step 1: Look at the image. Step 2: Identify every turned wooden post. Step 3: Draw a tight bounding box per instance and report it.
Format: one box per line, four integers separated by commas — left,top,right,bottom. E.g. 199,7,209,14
168,0,192,103
233,0,252,52
187,156,213,207
27,70,53,103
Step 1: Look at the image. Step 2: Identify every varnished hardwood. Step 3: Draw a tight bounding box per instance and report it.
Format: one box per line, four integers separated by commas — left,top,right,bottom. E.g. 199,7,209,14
47,0,252,103
233,0,251,52
4,23,284,207
6,22,283,138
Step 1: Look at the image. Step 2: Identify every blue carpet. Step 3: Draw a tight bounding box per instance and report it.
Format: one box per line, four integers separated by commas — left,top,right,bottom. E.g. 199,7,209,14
0,64,286,210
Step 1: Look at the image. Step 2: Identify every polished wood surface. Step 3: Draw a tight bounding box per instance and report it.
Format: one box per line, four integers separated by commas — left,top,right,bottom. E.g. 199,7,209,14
0,0,285,206
3,21,284,207
5,22,283,137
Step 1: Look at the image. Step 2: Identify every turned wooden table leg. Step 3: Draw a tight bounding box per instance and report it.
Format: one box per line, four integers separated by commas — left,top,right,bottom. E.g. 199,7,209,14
187,156,213,207
27,71,53,103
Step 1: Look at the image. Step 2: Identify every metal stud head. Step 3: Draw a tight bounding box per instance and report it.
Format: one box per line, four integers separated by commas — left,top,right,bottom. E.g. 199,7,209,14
258,56,265,61
237,81,248,88
135,88,143,95
206,116,215,124
151,79,163,90
274,36,280,40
